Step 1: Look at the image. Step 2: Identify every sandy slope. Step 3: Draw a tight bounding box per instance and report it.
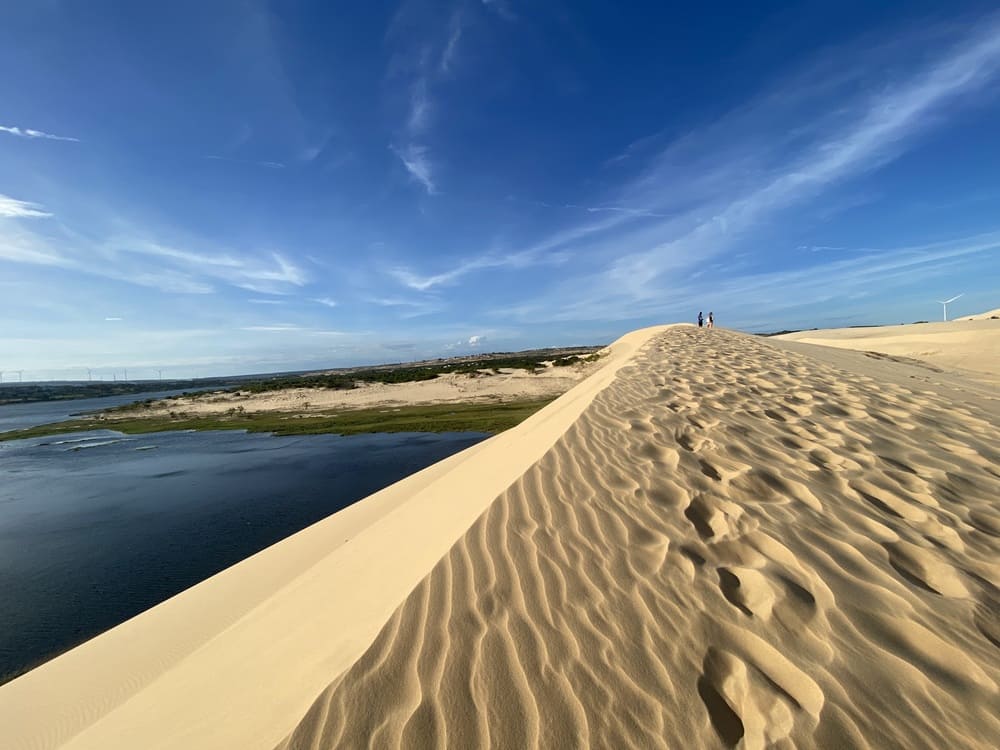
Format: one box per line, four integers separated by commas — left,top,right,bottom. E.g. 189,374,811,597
278,327,999,749
777,317,1000,385
959,307,1000,321
0,326,666,750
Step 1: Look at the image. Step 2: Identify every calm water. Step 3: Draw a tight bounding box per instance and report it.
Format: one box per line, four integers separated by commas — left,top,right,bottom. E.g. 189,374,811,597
0,416,487,684
0,388,210,432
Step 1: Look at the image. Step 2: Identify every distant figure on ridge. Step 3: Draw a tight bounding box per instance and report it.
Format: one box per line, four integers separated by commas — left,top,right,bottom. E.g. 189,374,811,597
708,312,714,329
698,311,704,328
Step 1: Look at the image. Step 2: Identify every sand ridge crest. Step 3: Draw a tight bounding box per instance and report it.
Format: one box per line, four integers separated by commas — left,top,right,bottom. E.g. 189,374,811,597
279,327,1000,749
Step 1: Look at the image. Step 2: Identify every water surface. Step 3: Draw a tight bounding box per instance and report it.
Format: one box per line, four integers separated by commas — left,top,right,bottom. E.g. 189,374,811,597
0,425,487,684
0,388,210,432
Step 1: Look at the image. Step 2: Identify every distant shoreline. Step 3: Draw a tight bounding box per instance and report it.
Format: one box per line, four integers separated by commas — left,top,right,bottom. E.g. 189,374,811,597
0,399,556,442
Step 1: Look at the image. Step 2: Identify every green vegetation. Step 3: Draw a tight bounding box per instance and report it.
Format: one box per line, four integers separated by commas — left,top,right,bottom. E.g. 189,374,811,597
551,353,601,367
176,351,600,398
1,347,602,406
0,399,557,442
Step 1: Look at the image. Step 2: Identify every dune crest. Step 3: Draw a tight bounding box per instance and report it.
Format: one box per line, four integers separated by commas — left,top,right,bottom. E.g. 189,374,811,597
279,328,999,749
0,327,670,750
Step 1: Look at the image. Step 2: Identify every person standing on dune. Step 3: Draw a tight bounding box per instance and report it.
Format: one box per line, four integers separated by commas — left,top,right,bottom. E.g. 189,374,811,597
708,312,714,329
698,312,704,328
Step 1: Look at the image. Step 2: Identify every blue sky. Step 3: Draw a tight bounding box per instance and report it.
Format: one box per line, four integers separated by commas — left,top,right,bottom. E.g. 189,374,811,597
2,1,999,380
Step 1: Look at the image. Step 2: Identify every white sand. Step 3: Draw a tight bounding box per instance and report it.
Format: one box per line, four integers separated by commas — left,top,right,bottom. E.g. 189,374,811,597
959,307,1000,321
2,323,998,749
0,327,664,750
777,316,1000,385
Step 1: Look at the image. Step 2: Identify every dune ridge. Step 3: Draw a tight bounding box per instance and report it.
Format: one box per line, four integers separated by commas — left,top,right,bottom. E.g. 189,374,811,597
0,326,668,750
278,327,1000,749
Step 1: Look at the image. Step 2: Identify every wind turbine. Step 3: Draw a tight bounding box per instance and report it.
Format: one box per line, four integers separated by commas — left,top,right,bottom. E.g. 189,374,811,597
16,370,23,382
86,368,92,382
936,293,963,321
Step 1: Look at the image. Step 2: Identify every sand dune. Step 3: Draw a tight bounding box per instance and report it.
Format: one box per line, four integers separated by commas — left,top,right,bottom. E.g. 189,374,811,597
278,328,999,749
0,326,664,750
777,317,1000,385
3,325,998,749
959,307,1000,321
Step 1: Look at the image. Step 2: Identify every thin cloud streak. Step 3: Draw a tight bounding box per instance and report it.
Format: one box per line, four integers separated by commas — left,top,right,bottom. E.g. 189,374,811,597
501,17,1000,316
390,247,562,291
0,194,52,219
205,155,285,168
392,143,436,193
2,206,310,295
0,124,79,142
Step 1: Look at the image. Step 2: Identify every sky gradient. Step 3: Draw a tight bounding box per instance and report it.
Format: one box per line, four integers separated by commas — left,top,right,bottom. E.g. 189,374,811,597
2,1,999,380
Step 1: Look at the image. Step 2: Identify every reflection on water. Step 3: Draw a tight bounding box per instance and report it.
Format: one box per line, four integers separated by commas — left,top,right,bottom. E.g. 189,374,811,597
0,426,487,684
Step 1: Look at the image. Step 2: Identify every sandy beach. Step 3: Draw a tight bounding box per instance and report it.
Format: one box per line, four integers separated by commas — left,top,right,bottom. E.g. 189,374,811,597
2,323,998,749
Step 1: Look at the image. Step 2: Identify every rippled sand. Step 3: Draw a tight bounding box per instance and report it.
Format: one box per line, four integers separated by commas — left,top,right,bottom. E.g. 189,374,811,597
280,328,999,749
3,325,997,750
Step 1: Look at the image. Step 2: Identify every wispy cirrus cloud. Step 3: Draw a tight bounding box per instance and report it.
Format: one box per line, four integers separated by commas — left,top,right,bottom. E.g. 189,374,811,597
494,16,1000,319
1,197,310,295
439,9,466,74
392,143,436,193
205,154,285,169
389,247,561,291
312,297,338,307
388,1,480,194
0,194,52,218
0,124,79,142
240,324,303,332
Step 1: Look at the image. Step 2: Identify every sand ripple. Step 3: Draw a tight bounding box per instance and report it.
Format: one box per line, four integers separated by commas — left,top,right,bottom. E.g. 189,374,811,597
279,327,1000,749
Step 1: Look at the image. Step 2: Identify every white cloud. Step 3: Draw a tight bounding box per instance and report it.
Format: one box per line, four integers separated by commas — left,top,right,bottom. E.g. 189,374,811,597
407,77,431,133
0,194,52,218
312,297,338,307
104,317,123,321
392,143,436,193
0,124,79,142
440,10,465,74
241,325,303,332
0,214,309,295
494,17,1000,319
468,334,485,346
604,20,1000,291
112,243,309,293
205,154,285,169
249,298,285,304
389,241,573,293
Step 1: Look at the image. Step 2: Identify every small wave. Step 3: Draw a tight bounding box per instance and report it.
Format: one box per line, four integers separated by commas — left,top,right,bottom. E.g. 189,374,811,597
51,436,108,446
134,445,158,451
66,438,133,451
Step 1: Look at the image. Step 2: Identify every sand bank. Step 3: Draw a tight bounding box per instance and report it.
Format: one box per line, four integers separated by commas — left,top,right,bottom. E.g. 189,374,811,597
126,358,605,420
3,324,998,749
